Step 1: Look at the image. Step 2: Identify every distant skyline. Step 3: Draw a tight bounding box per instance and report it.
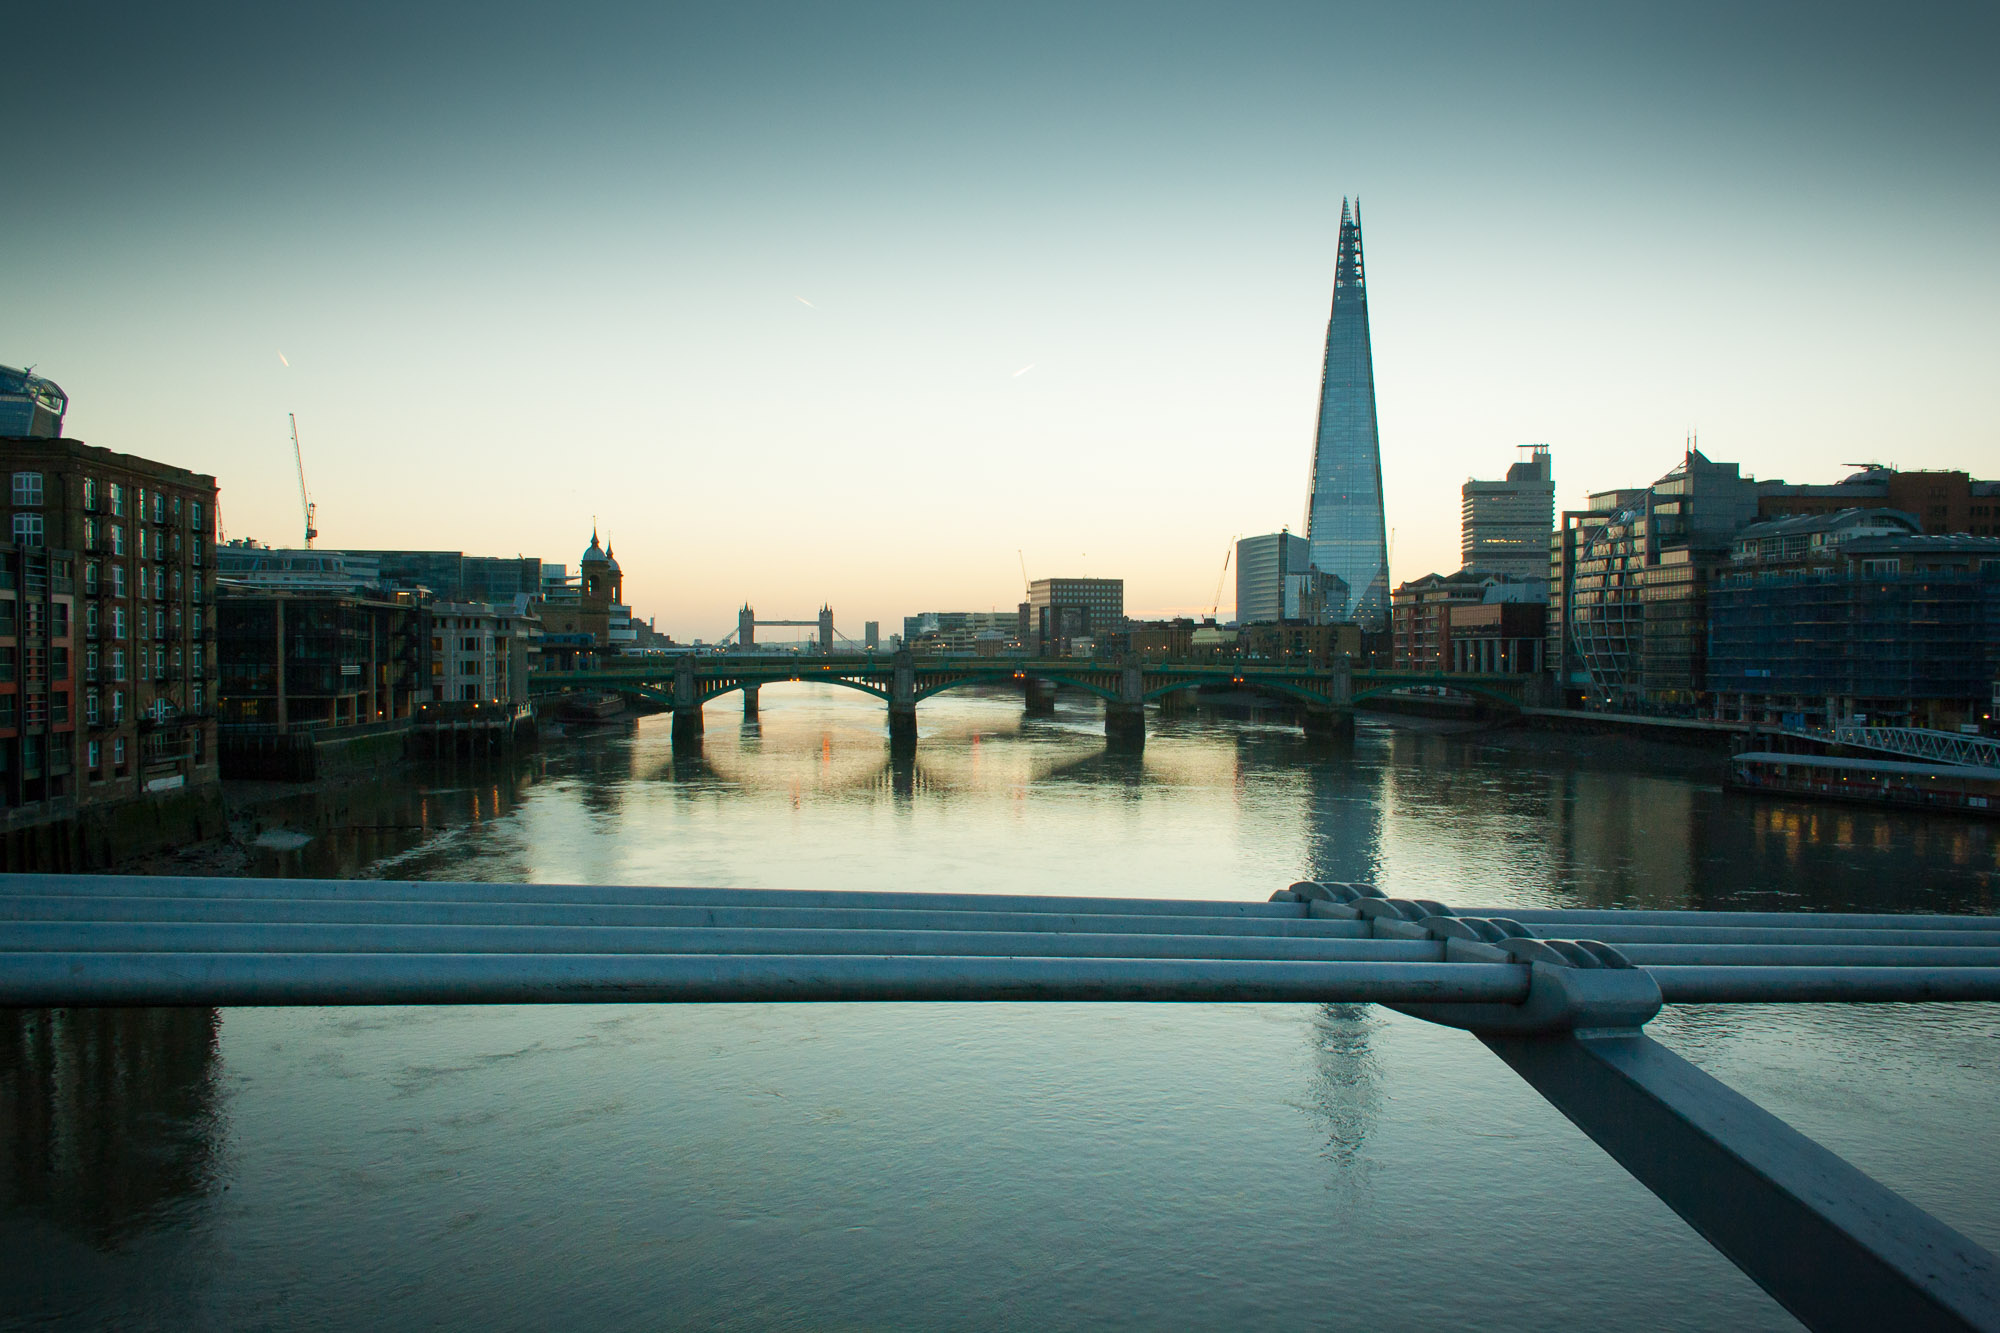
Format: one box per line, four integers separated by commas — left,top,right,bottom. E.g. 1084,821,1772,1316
10,1,1996,641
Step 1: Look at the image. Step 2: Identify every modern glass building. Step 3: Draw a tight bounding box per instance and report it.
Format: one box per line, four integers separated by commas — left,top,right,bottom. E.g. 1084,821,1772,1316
1304,200,1390,632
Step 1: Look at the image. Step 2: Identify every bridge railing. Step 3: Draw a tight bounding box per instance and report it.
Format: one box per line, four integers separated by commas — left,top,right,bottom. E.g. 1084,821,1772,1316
2,873,1997,1330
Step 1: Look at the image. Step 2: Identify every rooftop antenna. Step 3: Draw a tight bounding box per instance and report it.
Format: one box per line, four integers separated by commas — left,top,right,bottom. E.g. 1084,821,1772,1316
289,413,318,548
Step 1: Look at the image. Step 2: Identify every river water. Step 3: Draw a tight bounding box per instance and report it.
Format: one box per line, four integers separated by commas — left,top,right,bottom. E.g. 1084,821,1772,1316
3,686,1998,1330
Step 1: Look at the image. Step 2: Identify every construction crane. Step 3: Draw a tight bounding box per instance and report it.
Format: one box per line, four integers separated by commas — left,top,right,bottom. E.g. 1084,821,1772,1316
1209,538,1236,620
289,413,318,548
1018,549,1030,597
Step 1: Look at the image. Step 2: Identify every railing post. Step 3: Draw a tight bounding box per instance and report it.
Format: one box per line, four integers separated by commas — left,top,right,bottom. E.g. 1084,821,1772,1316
1482,1031,2000,1333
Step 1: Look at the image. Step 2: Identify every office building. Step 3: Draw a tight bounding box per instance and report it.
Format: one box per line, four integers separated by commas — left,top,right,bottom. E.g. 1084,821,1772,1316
1548,448,1760,709
1463,446,1555,579
1758,467,2000,536
863,621,880,650
1024,578,1123,656
0,366,67,439
1708,512,2000,729
346,550,544,603
0,436,219,809
1236,532,1307,625
432,602,536,705
216,586,431,777
217,543,380,593
1303,199,1391,631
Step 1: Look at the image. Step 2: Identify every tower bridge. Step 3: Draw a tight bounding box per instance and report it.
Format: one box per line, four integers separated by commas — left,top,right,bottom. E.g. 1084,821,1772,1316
531,652,1544,744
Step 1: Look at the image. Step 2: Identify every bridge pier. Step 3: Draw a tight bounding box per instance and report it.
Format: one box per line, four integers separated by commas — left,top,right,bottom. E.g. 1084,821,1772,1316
673,657,704,742
741,685,759,719
889,649,918,747
1105,665,1146,747
1022,677,1056,716
1300,705,1353,740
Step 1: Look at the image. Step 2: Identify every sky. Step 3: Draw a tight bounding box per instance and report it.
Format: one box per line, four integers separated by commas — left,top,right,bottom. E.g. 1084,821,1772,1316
9,1,1997,642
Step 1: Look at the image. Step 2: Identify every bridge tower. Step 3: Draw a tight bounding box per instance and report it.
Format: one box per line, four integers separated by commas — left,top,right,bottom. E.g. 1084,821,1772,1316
818,605,834,654
738,605,755,651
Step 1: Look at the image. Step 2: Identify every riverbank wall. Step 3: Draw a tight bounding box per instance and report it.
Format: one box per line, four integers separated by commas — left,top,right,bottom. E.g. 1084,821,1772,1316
0,783,230,872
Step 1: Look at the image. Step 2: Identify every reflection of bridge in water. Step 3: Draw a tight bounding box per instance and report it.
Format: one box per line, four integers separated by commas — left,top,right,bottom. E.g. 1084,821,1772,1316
533,652,1545,746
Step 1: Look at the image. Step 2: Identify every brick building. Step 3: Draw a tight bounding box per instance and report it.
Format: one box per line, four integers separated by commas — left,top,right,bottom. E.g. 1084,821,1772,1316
0,438,219,818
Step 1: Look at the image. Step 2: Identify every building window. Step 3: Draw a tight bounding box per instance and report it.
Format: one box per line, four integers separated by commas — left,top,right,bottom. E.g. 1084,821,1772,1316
83,478,97,511
84,518,98,550
0,695,13,729
111,566,126,599
10,472,43,506
51,646,67,681
112,607,126,639
191,684,203,711
52,603,68,638
12,514,43,548
112,648,126,682
110,484,124,517
172,496,181,522
86,690,99,724
110,525,124,556
51,692,68,726
138,528,148,560
172,569,182,595
111,691,125,724
151,492,165,524
190,500,203,530
85,647,97,681
87,739,100,771
155,608,166,638
114,736,126,766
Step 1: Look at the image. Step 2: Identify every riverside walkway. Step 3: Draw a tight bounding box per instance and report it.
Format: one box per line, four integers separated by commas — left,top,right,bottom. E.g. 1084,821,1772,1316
3,874,1997,1332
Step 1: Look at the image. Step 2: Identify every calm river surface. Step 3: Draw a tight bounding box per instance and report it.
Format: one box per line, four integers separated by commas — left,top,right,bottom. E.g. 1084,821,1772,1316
4,686,1999,1330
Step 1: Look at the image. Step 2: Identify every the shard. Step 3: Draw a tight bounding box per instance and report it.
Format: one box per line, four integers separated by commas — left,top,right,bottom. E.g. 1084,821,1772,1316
1304,198,1390,632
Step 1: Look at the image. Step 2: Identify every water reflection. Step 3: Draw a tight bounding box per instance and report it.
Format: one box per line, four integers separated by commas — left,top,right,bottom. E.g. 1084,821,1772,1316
1305,1003,1386,1179
0,1008,223,1246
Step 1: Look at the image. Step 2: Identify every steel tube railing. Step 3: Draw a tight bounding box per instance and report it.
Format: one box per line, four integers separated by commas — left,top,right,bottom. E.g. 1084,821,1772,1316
1476,908,2000,932
1,875,1304,918
0,953,1530,1008
0,921,1445,962
0,896,1363,937
1614,946,2000,968
1556,925,2000,948
1651,967,2000,1004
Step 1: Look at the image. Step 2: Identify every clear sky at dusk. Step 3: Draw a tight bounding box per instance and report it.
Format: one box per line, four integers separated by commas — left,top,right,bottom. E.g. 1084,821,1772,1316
9,1,1996,640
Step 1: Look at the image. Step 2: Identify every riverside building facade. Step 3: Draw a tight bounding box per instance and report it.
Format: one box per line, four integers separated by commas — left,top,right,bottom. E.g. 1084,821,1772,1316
1547,448,1759,711
0,436,220,824
1708,513,2000,729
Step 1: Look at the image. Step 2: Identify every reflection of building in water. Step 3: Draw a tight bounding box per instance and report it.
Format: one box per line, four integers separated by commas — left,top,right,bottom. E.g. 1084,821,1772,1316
0,1008,222,1245
1298,737,1381,886
1306,1004,1386,1181
1542,770,1698,909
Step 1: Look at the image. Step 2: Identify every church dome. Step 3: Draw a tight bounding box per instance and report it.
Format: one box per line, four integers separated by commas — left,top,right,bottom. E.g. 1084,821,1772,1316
581,530,607,566
602,543,621,573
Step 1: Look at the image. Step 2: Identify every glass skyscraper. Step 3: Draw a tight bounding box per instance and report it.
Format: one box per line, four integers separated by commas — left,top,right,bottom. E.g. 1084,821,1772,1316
1304,199,1390,631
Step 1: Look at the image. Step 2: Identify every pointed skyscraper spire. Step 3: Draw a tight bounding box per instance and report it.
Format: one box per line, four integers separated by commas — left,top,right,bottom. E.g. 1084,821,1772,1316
1304,195,1390,633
